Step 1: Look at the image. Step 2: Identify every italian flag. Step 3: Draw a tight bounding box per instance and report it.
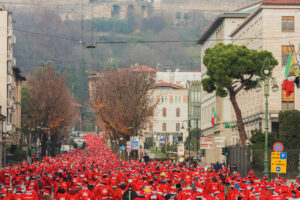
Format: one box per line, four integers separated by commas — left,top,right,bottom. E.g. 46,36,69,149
211,107,217,126
285,52,292,78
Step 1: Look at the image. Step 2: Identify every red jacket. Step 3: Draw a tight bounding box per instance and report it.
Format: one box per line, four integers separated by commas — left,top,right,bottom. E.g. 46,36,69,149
111,188,122,200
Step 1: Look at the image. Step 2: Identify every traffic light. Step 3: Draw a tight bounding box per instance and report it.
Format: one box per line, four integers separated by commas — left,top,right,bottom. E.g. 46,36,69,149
222,146,229,156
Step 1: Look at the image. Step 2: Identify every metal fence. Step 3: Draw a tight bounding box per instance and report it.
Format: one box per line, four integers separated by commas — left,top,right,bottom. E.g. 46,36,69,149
227,146,299,179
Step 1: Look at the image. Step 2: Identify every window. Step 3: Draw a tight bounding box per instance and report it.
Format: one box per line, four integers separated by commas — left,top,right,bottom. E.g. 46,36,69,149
149,123,153,131
282,101,294,111
282,86,294,110
282,16,294,32
176,108,180,117
282,45,294,65
191,92,195,102
162,123,167,131
169,95,173,104
162,108,167,117
176,123,180,131
7,108,12,124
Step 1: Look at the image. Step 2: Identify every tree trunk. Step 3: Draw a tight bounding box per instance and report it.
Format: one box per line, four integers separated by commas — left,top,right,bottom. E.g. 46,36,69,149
40,132,48,159
229,92,247,146
50,133,58,157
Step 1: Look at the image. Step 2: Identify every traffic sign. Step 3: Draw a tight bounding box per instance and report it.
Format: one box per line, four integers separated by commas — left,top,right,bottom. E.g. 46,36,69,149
126,148,131,153
120,146,126,151
177,144,184,156
273,142,284,152
271,152,287,173
158,135,165,143
130,137,139,150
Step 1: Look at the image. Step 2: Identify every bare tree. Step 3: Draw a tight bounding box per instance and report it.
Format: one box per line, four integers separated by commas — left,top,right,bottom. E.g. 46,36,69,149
92,69,157,141
24,63,76,157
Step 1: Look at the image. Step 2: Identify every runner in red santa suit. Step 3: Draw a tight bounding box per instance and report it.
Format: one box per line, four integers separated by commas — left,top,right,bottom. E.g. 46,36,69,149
11,187,24,200
111,185,122,200
55,187,70,200
22,187,39,200
78,184,94,200
94,179,111,199
177,185,195,200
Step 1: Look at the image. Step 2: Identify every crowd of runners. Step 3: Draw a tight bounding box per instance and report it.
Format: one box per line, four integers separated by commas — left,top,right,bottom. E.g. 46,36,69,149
0,134,298,200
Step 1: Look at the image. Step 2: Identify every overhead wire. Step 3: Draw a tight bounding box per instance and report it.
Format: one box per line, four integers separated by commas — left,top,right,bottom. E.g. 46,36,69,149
8,23,300,44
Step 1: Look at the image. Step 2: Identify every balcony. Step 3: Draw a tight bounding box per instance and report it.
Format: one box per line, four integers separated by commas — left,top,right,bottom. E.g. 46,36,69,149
7,51,12,60
11,58,16,67
7,27,13,37
6,123,12,133
10,35,16,45
7,64,12,75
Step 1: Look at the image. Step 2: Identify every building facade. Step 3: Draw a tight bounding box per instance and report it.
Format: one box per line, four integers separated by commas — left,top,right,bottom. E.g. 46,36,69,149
156,70,201,88
198,10,254,163
230,0,300,140
143,83,189,149
199,0,300,164
0,10,25,166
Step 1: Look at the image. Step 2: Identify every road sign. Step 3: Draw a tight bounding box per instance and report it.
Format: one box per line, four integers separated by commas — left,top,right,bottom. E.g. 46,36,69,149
158,135,165,143
126,141,131,146
177,144,184,156
271,152,287,173
280,152,287,159
120,146,126,151
200,137,213,149
215,136,225,148
130,137,139,150
273,142,284,152
126,148,131,153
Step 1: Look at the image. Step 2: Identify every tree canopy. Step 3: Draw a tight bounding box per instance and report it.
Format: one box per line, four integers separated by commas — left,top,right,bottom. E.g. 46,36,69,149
23,64,77,157
279,110,300,148
202,43,278,145
92,69,157,140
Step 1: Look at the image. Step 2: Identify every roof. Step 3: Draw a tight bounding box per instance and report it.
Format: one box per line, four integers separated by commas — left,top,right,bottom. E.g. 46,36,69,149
230,8,262,37
197,13,250,45
262,0,300,5
150,82,185,89
231,0,300,37
235,0,263,11
131,65,157,73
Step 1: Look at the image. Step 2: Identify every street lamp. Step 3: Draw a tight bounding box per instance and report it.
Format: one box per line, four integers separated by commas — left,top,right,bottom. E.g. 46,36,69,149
0,111,6,167
181,120,191,167
298,151,300,182
255,59,278,181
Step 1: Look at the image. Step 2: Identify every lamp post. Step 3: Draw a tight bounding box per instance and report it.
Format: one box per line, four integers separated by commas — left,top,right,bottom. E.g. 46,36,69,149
256,59,279,181
181,120,191,167
298,151,300,182
182,118,200,166
0,111,6,167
